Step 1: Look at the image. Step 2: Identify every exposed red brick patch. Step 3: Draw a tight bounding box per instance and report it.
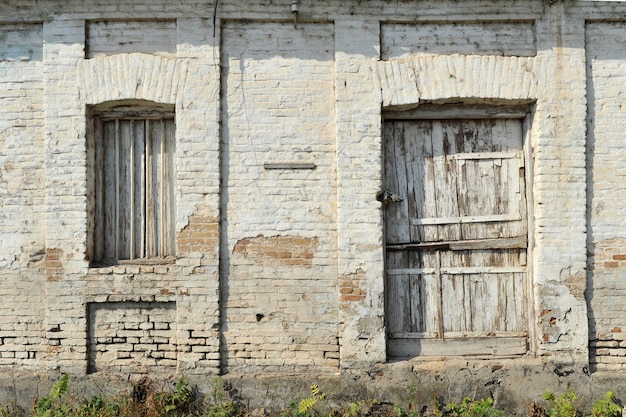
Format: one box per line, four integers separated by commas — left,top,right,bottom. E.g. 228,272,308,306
45,248,64,281
233,235,319,267
339,268,366,304
612,327,622,333
177,205,219,255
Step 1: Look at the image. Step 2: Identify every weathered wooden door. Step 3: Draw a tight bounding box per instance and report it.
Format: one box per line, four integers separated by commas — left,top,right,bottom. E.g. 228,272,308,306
384,114,528,357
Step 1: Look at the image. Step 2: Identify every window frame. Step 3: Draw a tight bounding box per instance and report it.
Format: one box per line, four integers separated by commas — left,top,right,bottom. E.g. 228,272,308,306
87,104,176,266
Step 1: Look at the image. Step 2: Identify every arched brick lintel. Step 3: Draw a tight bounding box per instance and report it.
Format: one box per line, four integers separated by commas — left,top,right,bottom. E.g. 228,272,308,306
78,53,188,105
378,54,538,108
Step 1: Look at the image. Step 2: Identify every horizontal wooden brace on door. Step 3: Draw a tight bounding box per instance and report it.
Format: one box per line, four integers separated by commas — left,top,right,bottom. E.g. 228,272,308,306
411,212,521,226
387,336,528,357
389,331,529,339
446,151,523,160
387,266,526,275
386,236,526,251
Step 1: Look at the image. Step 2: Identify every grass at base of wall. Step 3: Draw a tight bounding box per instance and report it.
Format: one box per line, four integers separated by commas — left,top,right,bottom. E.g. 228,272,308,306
0,375,623,417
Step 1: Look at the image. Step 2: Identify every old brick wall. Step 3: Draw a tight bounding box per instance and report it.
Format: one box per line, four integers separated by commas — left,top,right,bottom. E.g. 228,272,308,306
0,0,625,390
220,21,339,371
0,22,46,366
586,20,626,371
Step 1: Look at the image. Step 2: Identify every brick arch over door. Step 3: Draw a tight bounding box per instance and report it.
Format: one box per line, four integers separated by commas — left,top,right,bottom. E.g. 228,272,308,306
377,55,538,109
78,53,188,105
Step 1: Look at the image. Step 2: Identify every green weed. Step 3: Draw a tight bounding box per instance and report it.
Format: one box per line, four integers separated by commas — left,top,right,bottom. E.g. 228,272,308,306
446,397,506,417
590,391,622,417
3,375,626,417
33,374,72,417
543,389,579,417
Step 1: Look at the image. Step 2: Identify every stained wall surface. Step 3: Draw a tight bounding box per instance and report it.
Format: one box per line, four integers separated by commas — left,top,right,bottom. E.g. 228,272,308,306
0,0,623,386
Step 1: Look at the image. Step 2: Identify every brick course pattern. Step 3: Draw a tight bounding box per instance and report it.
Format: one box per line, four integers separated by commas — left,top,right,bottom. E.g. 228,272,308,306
88,302,177,373
0,0,623,378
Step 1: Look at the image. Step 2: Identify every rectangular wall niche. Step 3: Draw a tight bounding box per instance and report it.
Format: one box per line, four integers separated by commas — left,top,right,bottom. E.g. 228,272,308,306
0,23,43,61
87,302,177,374
86,20,176,58
381,21,536,60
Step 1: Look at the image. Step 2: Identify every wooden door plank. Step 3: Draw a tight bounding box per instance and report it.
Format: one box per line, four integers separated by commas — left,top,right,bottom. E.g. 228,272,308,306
388,336,528,357
492,118,524,151
433,121,461,241
434,252,444,338
421,271,440,333
383,123,411,245
405,121,432,243
469,273,500,332
386,272,412,334
505,272,528,332
441,273,466,332
386,232,410,333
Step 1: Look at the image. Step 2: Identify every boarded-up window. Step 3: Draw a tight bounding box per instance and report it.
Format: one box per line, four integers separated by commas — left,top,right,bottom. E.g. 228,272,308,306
383,106,529,357
92,110,176,264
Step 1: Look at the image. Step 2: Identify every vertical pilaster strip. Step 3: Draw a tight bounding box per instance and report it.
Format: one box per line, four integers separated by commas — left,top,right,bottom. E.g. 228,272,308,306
335,20,386,367
533,4,588,361
175,17,222,373
43,19,89,373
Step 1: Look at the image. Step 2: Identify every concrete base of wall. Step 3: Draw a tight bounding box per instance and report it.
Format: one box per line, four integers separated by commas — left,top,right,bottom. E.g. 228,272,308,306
1,359,623,416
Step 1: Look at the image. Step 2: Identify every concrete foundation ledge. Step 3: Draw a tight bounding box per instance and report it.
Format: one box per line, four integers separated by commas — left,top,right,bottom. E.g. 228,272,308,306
0,360,623,416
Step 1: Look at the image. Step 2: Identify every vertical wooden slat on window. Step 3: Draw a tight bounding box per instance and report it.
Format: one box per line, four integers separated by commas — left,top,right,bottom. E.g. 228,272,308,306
160,119,166,257
118,120,132,260
168,119,176,255
151,118,162,257
94,118,105,262
140,120,147,259
129,119,135,259
133,120,146,260
102,120,117,261
114,119,121,259
146,119,154,258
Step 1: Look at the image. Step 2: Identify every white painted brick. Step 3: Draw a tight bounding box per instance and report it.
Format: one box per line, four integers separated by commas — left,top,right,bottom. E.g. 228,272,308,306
0,0,620,375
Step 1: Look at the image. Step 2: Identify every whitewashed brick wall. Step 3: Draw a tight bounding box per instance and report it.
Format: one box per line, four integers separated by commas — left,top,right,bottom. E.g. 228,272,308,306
0,0,624,379
220,21,339,371
0,22,46,366
586,20,626,371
